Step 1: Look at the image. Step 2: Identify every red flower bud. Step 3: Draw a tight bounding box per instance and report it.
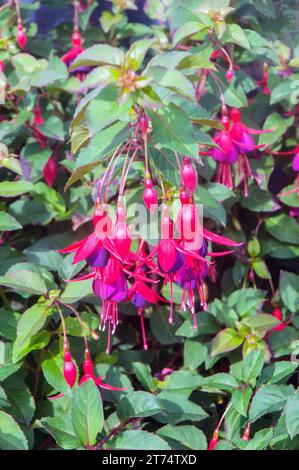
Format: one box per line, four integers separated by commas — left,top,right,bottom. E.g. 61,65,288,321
179,186,190,205
0,61,4,73
272,307,282,321
271,307,286,332
226,67,234,82
83,350,94,376
208,430,219,450
33,105,44,125
43,157,58,187
17,24,27,49
242,423,251,441
181,157,197,193
72,31,82,47
63,350,77,388
143,179,158,212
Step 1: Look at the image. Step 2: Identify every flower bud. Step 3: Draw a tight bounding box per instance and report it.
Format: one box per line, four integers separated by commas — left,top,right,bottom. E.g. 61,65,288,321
208,430,219,450
226,67,234,82
17,24,27,49
181,157,197,193
43,157,58,187
63,350,77,388
72,31,82,47
143,179,158,212
242,423,251,441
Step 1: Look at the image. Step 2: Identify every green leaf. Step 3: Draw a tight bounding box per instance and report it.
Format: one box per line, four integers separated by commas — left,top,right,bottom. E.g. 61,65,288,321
252,259,271,280
117,391,162,421
285,394,299,439
172,21,203,46
12,302,53,363
194,186,226,225
70,44,125,69
258,361,298,385
265,214,299,245
0,180,33,198
227,288,266,318
201,373,239,391
132,363,156,392
113,430,170,450
0,212,22,231
149,66,195,100
0,410,28,450
171,96,220,129
162,370,202,393
270,80,295,105
241,185,278,212
279,271,299,313
242,349,265,383
156,391,208,425
245,428,273,450
157,425,207,450
41,414,81,450
0,263,48,295
30,56,68,87
249,385,294,422
0,309,20,341
71,379,104,447
223,24,250,49
148,104,200,159
211,328,243,356
125,38,155,70
38,115,65,141
2,377,35,425
232,387,252,416
258,113,294,147
184,340,207,370
150,307,180,345
0,363,22,382
60,279,94,304
75,121,131,168
242,314,279,334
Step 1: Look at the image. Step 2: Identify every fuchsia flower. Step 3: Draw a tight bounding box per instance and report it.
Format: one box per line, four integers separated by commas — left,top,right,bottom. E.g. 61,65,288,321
49,349,126,400
79,351,126,391
61,31,83,67
57,111,243,352
61,30,90,81
206,107,271,196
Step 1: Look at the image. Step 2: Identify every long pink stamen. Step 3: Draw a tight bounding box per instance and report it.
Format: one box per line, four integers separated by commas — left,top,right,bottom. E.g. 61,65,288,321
169,280,174,324
138,308,148,350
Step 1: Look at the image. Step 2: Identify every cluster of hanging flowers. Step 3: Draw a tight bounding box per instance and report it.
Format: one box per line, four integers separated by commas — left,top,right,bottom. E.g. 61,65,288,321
57,110,243,354
200,105,272,196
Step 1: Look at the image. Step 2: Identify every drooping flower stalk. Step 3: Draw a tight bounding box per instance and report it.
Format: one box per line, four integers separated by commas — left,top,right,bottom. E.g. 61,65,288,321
14,0,27,49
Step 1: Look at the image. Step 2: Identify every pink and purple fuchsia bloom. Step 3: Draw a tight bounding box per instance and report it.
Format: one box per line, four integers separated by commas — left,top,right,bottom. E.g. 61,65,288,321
207,107,271,196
